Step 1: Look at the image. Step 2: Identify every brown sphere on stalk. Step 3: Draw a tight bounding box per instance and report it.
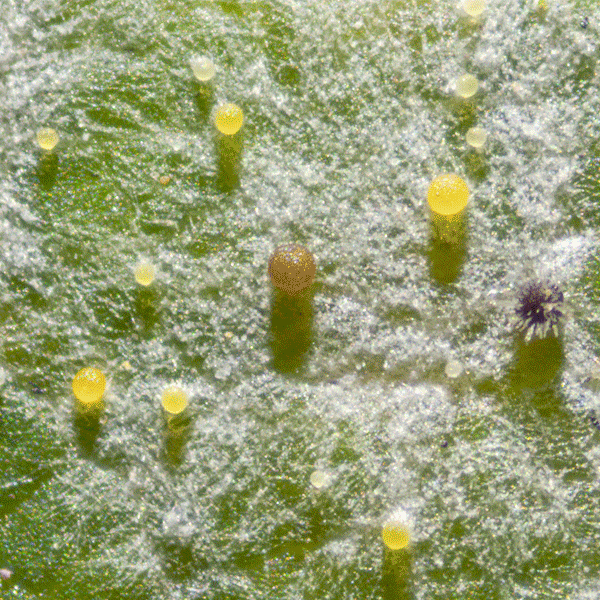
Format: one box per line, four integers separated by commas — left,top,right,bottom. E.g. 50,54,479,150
268,243,316,296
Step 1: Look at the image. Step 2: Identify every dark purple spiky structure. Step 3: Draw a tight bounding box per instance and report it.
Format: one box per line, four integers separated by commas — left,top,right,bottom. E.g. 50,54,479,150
515,281,564,341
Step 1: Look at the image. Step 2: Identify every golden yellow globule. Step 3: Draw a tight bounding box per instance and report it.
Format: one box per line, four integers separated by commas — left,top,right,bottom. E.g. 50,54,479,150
382,521,411,551
268,243,317,296
72,367,106,404
215,103,244,135
161,386,189,415
427,174,470,216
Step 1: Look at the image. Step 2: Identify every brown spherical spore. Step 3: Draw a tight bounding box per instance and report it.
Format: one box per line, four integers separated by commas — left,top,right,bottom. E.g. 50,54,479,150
268,243,316,295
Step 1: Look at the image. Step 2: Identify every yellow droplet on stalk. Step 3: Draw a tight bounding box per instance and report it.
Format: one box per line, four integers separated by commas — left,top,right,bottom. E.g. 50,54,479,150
445,360,464,378
309,470,328,489
268,243,317,296
466,126,487,149
134,260,156,286
189,55,216,82
427,174,470,216
161,386,189,416
455,74,479,98
36,128,60,151
382,521,411,551
72,367,106,404
462,0,485,17
215,103,244,135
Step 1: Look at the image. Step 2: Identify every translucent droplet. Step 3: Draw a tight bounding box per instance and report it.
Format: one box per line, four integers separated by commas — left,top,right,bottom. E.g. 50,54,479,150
462,0,485,17
445,360,464,378
161,386,189,415
36,128,60,151
135,260,156,286
466,126,487,149
382,520,411,551
214,103,244,135
189,55,216,82
309,470,328,489
427,174,470,216
72,367,106,404
455,74,479,98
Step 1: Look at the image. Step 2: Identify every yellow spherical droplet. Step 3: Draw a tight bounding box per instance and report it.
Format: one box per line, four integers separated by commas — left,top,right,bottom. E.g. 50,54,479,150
215,103,244,135
268,243,317,296
36,128,60,151
455,74,479,98
72,367,106,404
134,260,156,286
462,0,485,17
161,386,189,415
466,126,487,149
427,174,470,216
190,55,216,82
382,521,411,551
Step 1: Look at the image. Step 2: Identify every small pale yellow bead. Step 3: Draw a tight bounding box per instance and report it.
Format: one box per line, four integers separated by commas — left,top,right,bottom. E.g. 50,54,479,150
134,260,156,286
215,103,244,135
190,55,216,81
466,126,487,149
309,470,328,489
72,367,106,404
445,360,464,378
36,128,60,151
427,174,470,216
462,0,485,17
455,74,479,98
161,386,189,415
382,521,411,551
